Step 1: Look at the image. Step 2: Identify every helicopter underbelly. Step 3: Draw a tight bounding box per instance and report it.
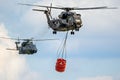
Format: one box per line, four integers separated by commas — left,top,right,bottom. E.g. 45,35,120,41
57,26,74,31
52,24,81,31
50,18,82,31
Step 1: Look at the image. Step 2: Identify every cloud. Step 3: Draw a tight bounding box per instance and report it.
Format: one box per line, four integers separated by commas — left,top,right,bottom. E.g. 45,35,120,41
22,71,42,80
21,8,48,36
79,76,112,80
0,23,26,80
0,23,43,80
113,75,120,80
78,75,120,80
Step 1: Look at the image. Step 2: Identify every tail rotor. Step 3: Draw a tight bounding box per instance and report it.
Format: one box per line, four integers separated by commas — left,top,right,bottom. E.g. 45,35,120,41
15,37,20,44
48,3,53,19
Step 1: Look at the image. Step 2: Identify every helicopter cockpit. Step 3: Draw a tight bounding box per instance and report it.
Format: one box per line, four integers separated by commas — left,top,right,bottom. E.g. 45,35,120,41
58,11,75,27
59,12,69,19
22,41,28,47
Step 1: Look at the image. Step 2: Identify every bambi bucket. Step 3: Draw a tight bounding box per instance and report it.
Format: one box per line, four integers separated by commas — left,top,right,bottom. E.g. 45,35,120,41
55,58,66,72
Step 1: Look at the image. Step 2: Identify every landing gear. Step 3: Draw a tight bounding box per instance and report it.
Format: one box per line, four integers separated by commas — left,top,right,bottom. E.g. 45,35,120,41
53,31,57,34
75,28,79,31
71,31,74,35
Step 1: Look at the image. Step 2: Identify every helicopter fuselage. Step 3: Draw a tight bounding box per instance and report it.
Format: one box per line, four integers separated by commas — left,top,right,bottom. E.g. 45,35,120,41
45,11,83,34
16,41,38,54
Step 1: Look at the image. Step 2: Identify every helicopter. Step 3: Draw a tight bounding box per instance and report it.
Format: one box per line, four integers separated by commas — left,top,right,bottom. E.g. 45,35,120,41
19,3,117,35
0,37,57,55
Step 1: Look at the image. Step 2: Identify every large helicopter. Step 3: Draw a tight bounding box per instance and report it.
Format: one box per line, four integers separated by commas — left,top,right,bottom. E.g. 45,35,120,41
19,3,117,35
0,37,57,55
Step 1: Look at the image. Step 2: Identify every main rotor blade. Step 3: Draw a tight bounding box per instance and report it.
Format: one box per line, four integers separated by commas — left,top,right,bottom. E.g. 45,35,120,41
0,37,58,41
33,39,59,41
18,3,62,9
32,9,47,12
72,6,117,10
18,3,117,11
0,37,18,40
6,48,17,51
0,37,30,41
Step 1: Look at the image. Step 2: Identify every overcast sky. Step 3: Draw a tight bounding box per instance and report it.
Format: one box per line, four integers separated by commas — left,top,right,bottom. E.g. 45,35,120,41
0,0,120,80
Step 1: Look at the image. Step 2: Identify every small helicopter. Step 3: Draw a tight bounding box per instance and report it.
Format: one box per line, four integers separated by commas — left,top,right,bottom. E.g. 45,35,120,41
0,37,57,55
19,3,117,35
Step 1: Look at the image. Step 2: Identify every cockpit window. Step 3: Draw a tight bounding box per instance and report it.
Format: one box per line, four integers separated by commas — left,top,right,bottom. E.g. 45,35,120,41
62,13,68,19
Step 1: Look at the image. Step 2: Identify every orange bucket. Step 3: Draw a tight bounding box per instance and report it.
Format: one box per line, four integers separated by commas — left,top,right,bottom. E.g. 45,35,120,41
55,58,66,72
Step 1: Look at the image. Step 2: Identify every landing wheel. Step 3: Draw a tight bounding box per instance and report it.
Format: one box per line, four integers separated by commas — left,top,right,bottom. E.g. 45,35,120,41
71,31,74,35
53,31,57,34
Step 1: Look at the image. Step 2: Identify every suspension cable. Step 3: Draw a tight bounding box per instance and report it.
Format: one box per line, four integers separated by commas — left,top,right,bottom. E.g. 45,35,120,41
57,31,68,59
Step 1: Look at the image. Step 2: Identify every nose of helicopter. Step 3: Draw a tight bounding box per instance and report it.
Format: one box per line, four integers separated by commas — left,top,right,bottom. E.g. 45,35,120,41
32,49,37,53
